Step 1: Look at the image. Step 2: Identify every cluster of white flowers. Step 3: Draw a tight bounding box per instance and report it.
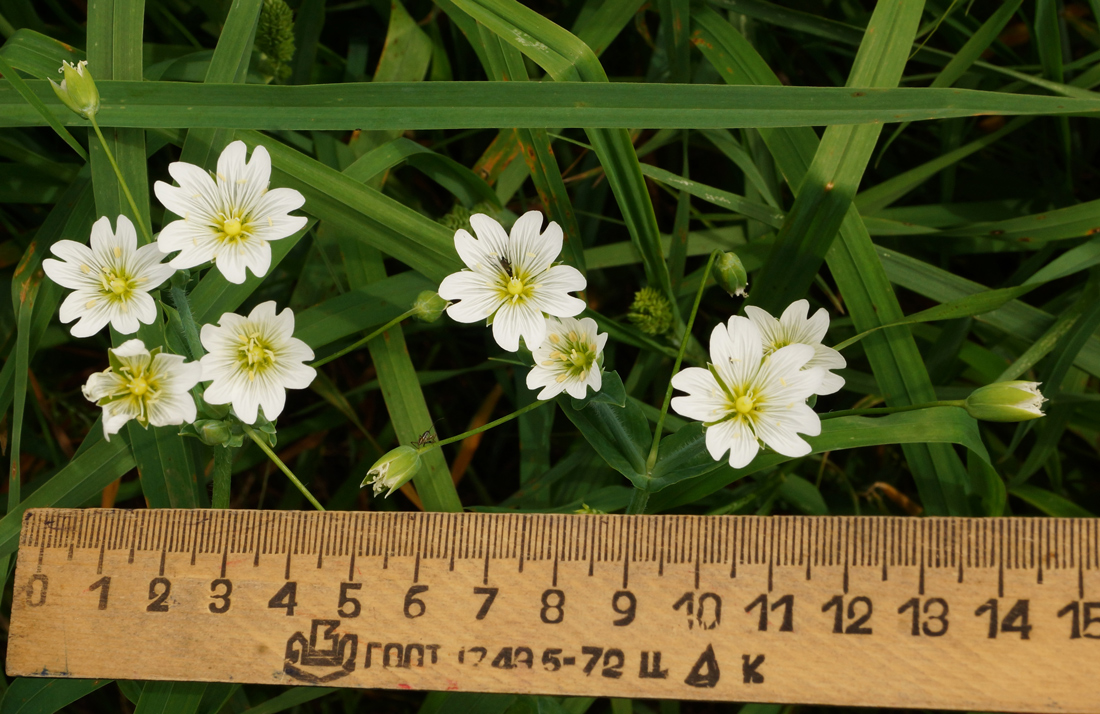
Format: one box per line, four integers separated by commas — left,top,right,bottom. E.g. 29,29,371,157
439,210,605,401
670,306,844,469
43,141,315,439
434,211,848,471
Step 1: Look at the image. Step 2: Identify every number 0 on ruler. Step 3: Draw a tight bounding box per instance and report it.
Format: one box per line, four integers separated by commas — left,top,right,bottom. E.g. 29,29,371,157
7,509,1100,712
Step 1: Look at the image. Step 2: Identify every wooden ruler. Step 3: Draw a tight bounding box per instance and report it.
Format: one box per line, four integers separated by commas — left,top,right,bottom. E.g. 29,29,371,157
7,509,1100,712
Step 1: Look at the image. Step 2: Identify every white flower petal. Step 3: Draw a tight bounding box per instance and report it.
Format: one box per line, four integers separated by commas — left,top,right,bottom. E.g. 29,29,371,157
469,213,511,261
439,272,501,323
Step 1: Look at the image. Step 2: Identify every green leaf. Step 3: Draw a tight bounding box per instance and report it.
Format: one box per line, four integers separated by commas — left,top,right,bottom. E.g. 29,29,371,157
0,678,109,714
778,475,829,515
0,432,135,560
355,137,500,208
134,682,206,714
236,689,338,714
746,0,924,313
178,0,262,169
570,369,627,410
374,0,433,83
0,29,84,79
832,283,1041,351
293,271,435,349
559,398,650,486
650,408,987,512
5,81,1100,129
1009,483,1095,517
968,452,1006,518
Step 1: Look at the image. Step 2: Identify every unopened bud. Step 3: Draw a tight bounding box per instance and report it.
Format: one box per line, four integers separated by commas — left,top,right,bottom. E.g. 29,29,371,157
196,419,232,445
413,291,448,323
627,287,673,336
49,61,99,119
714,252,749,297
361,445,421,497
964,381,1046,422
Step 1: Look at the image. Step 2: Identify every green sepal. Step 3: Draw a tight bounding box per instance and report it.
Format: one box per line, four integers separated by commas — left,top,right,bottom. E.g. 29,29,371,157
569,370,626,410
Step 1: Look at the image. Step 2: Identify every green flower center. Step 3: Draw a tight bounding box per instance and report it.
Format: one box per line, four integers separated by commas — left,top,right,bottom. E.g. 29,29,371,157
99,268,138,304
547,330,597,382
238,332,276,380
99,363,161,426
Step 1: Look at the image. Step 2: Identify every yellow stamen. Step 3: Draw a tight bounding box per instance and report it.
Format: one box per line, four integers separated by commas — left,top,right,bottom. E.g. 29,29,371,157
109,278,128,295
80,264,90,274
130,376,149,397
113,246,122,258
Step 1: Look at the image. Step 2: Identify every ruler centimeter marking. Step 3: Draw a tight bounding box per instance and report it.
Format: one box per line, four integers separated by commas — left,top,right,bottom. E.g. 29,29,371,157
7,509,1100,712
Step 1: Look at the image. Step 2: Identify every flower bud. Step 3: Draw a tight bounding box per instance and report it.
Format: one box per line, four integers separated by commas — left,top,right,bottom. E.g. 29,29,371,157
714,251,749,297
964,381,1046,422
195,419,232,446
627,287,673,336
413,291,448,323
362,445,421,497
49,61,99,119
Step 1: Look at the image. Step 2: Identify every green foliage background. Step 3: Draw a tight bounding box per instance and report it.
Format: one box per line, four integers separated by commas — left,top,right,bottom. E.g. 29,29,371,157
1,0,1099,711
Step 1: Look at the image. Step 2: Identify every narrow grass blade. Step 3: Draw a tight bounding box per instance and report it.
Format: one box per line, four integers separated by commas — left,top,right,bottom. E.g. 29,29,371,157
746,0,925,313
0,678,110,714
694,5,974,516
1009,483,1095,517
134,682,206,714
178,0,262,168
0,432,135,559
650,408,987,511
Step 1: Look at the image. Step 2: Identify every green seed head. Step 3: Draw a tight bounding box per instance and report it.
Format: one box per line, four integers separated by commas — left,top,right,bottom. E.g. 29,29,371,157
50,61,100,119
413,291,449,323
714,251,749,298
627,286,674,336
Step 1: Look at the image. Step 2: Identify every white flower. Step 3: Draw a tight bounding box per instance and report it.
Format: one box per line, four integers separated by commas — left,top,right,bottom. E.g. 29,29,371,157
526,316,609,400
42,215,175,338
154,140,307,284
671,317,824,469
199,301,316,424
744,299,846,395
438,211,586,352
82,339,202,440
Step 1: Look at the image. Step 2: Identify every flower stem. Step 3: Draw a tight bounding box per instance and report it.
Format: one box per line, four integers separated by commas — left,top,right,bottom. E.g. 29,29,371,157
310,309,418,369
211,446,234,509
626,488,649,515
820,400,967,420
420,398,550,453
643,250,720,476
88,114,153,244
243,425,325,511
168,285,205,361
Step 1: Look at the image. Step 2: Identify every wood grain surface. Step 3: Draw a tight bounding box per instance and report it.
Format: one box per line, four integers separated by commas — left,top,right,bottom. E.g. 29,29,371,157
7,509,1099,712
